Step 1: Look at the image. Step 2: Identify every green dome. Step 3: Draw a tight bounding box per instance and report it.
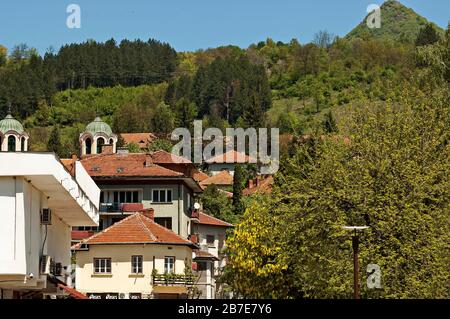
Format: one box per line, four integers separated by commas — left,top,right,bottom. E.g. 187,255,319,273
0,114,24,134
85,117,113,135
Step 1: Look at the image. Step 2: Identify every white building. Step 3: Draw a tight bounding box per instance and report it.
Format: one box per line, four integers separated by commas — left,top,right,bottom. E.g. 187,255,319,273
0,152,100,299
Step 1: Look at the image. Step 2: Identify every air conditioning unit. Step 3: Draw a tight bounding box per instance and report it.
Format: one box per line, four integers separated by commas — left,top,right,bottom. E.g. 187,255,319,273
41,209,52,225
40,255,53,274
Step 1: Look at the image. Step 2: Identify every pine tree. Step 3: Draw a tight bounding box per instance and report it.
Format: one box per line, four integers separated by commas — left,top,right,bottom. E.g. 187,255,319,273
232,165,246,215
47,126,62,156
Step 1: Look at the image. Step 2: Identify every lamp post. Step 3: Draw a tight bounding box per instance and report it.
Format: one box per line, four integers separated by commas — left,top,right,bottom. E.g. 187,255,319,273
342,226,369,299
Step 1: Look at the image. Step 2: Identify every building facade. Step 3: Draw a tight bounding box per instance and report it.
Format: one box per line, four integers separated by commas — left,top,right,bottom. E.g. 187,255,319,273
0,152,99,299
73,212,197,299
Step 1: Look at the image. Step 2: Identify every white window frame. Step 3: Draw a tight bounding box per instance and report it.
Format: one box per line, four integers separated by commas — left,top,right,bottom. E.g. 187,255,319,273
131,255,143,274
164,256,175,274
94,258,111,274
152,189,173,204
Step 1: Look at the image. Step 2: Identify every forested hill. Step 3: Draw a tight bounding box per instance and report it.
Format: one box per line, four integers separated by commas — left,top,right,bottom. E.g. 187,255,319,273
346,0,443,42
0,1,448,157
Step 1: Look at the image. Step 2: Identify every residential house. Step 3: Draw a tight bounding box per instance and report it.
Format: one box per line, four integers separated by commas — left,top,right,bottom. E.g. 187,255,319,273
191,212,233,299
73,211,197,299
205,150,255,176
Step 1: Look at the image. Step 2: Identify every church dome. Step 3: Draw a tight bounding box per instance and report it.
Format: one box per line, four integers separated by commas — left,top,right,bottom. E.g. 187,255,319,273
85,117,113,136
0,114,24,134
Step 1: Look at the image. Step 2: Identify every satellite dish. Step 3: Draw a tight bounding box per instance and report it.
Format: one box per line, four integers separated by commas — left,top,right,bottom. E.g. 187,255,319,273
194,202,201,210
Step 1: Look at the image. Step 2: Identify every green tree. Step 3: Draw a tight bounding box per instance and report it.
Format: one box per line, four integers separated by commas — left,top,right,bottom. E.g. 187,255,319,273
232,165,246,216
225,89,450,298
415,23,440,46
200,184,234,223
47,126,63,156
322,110,338,133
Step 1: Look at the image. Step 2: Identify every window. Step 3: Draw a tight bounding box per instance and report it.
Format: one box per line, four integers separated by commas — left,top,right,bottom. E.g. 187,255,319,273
21,137,26,151
94,258,111,274
164,256,175,274
97,137,105,154
206,235,215,246
8,136,15,152
154,217,172,230
85,138,92,155
131,255,143,274
152,189,172,203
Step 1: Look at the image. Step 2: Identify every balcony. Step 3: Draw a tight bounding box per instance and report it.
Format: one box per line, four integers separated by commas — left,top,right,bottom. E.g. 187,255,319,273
99,203,144,213
152,273,196,286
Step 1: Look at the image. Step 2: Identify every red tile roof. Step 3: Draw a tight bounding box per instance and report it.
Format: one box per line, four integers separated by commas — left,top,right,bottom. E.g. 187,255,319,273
121,133,156,149
80,153,183,178
57,284,89,299
193,249,219,260
193,170,210,182
205,150,256,164
200,170,234,187
151,150,192,164
72,213,196,248
243,176,274,195
199,212,234,228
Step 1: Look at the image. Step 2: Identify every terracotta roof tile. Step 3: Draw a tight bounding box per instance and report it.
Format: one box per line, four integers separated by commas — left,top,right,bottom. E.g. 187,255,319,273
205,150,256,164
73,213,196,248
80,153,183,178
199,212,234,228
121,133,156,149
193,249,219,260
200,170,233,186
192,170,210,182
151,150,192,164
243,176,274,195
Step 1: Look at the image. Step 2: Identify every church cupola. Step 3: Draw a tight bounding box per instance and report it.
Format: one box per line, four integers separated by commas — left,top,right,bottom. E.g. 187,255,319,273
80,117,117,155
0,105,29,152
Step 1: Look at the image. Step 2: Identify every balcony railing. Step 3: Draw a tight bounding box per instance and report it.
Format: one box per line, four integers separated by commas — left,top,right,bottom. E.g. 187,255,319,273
99,203,144,213
152,274,196,286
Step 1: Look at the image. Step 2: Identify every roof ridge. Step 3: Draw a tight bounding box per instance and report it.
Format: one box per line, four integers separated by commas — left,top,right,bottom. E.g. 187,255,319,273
138,213,192,244
135,213,158,241
75,214,136,246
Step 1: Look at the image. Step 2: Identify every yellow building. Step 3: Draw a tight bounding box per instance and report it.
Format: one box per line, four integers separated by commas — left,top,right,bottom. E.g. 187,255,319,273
73,211,197,299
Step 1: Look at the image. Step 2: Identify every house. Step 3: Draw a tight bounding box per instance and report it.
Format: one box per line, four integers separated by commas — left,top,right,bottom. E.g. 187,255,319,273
191,212,234,299
121,133,156,150
242,175,274,196
69,119,204,243
0,112,100,299
199,170,234,191
205,150,256,176
72,211,197,299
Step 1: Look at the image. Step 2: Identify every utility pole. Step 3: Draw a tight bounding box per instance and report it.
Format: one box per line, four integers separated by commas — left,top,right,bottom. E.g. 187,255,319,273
342,226,369,299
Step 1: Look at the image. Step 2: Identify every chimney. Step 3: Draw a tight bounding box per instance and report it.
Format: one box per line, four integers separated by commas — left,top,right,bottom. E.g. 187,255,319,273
248,179,254,189
256,176,261,187
140,208,154,220
145,154,153,167
101,144,114,154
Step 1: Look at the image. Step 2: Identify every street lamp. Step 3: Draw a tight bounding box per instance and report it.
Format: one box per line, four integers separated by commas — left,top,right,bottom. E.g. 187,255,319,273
342,226,369,299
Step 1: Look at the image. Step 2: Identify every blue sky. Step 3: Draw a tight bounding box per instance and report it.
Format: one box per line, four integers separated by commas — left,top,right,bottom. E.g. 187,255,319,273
0,0,448,55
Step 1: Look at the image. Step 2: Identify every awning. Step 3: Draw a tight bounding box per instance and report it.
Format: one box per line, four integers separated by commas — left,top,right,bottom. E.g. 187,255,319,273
152,286,188,294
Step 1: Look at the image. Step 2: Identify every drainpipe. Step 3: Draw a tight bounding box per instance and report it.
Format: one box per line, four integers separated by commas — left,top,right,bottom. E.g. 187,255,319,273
178,184,182,236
